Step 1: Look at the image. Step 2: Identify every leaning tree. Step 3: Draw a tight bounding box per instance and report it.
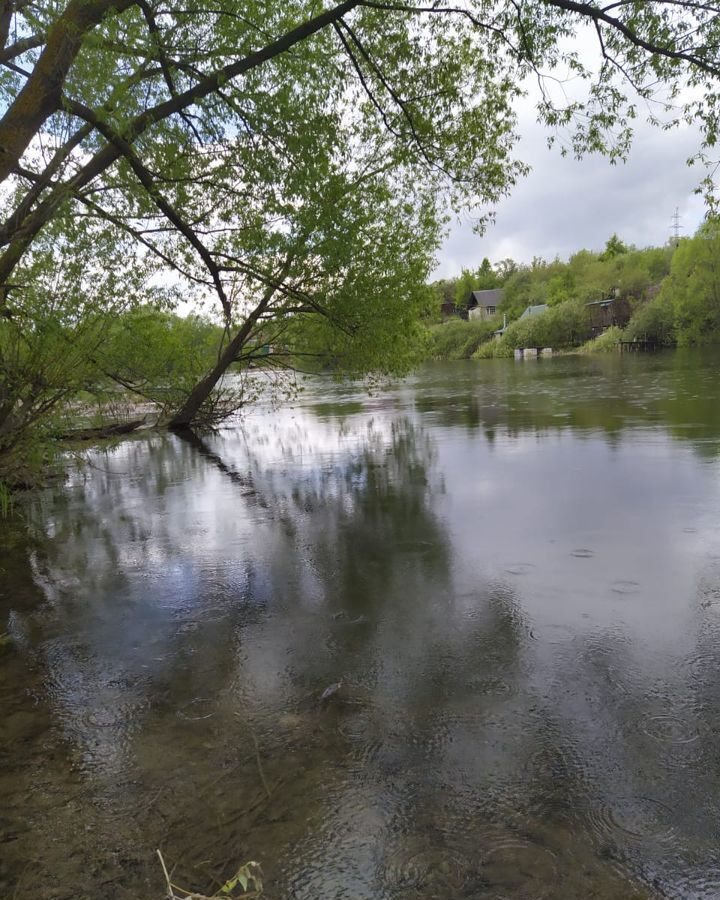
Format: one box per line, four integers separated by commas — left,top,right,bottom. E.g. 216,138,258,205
1,0,720,456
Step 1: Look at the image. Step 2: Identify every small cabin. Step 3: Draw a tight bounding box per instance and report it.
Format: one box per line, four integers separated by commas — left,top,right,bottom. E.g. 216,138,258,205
468,288,504,321
440,300,457,318
587,296,631,334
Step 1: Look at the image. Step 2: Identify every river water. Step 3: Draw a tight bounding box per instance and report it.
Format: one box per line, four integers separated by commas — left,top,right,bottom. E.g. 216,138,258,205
3,352,720,899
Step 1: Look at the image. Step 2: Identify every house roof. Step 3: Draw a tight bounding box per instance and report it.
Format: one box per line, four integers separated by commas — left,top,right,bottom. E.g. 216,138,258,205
469,288,504,308
519,304,548,318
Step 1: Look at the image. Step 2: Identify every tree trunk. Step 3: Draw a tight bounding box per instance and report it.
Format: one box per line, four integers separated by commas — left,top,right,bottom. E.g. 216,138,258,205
168,269,288,430
167,327,247,430
0,0,135,185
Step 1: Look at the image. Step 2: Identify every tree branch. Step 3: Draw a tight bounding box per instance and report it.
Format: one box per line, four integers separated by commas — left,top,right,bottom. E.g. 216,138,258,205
63,97,232,319
0,0,138,183
0,33,43,64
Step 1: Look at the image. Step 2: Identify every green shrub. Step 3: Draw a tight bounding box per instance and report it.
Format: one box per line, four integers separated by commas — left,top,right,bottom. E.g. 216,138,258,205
577,325,624,353
492,299,590,353
624,294,676,346
427,318,499,359
473,337,512,358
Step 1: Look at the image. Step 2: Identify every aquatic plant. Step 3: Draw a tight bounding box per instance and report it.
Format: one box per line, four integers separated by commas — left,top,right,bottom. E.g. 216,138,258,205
157,851,263,899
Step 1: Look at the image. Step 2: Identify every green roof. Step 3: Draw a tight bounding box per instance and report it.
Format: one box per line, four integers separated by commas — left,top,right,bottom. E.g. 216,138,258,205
520,304,548,318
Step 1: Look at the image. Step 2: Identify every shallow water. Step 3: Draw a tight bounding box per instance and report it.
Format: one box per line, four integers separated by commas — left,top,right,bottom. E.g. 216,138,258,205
3,352,720,898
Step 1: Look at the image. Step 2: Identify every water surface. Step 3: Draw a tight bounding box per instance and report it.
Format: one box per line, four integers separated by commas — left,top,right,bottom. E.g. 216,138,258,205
3,352,720,898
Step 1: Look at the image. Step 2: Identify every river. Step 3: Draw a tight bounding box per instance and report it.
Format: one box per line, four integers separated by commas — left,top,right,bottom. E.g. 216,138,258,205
3,352,720,899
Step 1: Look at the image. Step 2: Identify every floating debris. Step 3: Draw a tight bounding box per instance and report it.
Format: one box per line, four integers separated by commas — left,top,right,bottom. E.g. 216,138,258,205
318,681,343,703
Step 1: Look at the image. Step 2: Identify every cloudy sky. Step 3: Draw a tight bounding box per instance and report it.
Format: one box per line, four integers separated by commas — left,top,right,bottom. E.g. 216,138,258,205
434,51,709,279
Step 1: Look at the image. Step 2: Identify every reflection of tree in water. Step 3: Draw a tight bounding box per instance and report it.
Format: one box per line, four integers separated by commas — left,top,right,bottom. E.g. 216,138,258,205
2,398,676,899
414,354,720,458
0,417,461,896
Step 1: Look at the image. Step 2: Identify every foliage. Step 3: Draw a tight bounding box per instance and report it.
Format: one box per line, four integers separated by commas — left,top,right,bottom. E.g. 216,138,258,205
474,299,591,356
624,292,676,345
491,240,672,321
577,325,624,353
664,223,720,346
600,233,629,261
453,259,501,308
428,318,499,359
158,850,262,899
94,307,250,424
0,480,13,518
0,201,159,478
473,337,511,359
1,0,720,463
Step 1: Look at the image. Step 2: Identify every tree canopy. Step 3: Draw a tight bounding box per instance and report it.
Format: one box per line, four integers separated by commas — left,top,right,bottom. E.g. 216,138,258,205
2,0,720,468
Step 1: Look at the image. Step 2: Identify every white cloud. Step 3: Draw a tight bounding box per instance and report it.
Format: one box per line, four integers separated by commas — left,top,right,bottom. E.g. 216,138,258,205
435,70,708,278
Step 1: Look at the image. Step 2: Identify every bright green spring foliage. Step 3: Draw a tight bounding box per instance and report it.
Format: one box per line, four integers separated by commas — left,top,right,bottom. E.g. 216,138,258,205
2,0,720,463
428,317,500,359
497,243,674,319
664,221,720,345
97,307,248,420
432,236,675,355
435,218,720,356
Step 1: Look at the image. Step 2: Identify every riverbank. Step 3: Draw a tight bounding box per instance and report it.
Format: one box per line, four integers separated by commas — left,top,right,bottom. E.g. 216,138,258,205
426,315,672,361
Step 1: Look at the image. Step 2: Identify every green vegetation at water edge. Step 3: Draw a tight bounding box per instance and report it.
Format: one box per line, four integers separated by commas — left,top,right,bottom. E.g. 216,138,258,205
429,222,720,359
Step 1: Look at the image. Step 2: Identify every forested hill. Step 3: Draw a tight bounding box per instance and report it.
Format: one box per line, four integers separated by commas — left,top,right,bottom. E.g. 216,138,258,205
428,224,720,359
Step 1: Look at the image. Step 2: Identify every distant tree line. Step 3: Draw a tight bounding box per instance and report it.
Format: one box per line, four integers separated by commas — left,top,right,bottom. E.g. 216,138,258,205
429,223,720,358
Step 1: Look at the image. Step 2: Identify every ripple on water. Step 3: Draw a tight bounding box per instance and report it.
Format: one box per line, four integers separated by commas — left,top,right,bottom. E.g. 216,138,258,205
529,623,576,646
570,548,594,559
587,796,677,848
639,713,702,745
673,864,720,900
610,580,642,596
521,743,592,820
576,637,638,696
503,562,536,576
686,643,720,680
339,712,405,770
381,838,473,896
524,743,587,785
467,674,516,697
85,708,125,727
479,838,558,900
177,697,217,720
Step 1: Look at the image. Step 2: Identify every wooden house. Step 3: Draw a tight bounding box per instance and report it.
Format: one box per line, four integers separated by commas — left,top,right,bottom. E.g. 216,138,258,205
468,288,504,321
587,296,631,335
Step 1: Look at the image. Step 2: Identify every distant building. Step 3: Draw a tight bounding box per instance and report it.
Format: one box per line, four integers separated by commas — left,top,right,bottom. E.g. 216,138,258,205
440,300,457,318
519,304,548,320
493,304,546,340
468,288,504,320
586,296,631,334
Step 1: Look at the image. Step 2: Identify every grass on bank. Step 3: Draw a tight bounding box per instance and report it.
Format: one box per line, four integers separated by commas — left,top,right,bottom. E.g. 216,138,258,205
576,326,625,354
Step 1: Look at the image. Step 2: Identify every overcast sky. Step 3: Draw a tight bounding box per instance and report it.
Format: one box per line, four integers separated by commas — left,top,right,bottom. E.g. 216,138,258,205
434,65,708,279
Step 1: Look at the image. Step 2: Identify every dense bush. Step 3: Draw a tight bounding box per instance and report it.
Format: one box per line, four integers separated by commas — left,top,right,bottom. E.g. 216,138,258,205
427,318,499,359
499,300,589,351
577,325,624,353
623,294,676,346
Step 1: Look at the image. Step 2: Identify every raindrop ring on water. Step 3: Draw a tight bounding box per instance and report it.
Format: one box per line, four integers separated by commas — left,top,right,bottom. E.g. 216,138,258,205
177,697,217,720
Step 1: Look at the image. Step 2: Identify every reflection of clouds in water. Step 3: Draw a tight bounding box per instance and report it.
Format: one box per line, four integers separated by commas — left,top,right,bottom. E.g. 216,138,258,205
8,355,720,898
